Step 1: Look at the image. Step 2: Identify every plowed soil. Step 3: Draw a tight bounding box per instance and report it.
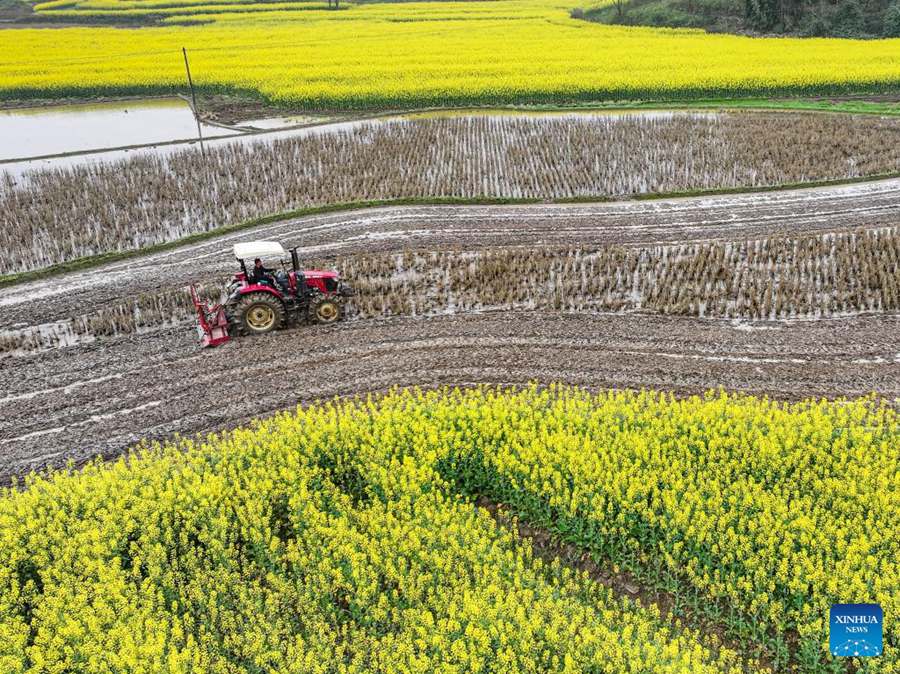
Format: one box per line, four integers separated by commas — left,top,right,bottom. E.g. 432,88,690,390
2,179,899,482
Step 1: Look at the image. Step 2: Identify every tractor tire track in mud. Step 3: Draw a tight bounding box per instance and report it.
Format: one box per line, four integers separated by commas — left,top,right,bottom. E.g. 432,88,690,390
2,180,900,482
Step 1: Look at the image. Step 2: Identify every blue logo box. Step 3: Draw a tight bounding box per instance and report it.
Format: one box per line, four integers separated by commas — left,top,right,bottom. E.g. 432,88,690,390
830,604,883,657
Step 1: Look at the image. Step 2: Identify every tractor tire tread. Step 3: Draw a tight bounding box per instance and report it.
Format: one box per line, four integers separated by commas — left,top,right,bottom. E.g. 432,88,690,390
310,296,342,324
235,292,285,336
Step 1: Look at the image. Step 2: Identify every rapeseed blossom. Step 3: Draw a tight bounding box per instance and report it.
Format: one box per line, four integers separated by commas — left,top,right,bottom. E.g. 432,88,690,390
0,386,895,672
4,0,900,106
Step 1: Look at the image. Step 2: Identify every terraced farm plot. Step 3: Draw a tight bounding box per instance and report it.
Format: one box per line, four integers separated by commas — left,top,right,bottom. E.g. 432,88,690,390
5,0,900,106
6,110,900,275
2,176,899,481
5,226,899,355
1,387,896,672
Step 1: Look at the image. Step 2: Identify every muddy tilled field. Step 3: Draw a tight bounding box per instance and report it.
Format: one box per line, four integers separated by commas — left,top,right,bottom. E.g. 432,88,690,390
2,179,899,482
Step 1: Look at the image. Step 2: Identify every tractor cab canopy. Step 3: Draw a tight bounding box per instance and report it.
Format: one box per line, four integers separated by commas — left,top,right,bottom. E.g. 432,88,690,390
232,241,308,283
233,241,292,280
233,241,286,262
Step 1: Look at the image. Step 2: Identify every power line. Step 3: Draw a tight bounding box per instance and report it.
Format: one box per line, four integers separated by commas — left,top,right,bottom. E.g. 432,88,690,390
182,46,205,155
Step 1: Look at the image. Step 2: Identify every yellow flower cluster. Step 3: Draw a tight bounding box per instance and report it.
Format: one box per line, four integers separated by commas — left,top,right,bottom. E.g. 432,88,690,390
425,387,899,670
31,1,325,19
0,385,895,672
3,0,900,106
0,392,747,674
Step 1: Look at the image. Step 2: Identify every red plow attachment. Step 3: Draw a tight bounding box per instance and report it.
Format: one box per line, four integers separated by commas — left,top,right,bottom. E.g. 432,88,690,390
190,285,231,348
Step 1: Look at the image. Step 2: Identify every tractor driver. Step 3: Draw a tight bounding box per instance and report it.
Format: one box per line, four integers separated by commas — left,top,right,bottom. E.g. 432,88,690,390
252,258,274,286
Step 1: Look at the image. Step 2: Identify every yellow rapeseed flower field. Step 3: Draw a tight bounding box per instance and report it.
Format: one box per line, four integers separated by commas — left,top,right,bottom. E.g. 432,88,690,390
4,0,900,107
0,386,896,672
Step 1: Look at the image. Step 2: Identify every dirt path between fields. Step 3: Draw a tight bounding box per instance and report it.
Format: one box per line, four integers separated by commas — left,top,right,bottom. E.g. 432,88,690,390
2,181,899,482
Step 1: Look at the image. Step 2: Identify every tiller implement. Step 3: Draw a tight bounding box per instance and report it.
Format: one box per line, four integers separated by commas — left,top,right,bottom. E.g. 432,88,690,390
191,240,354,348
190,285,231,348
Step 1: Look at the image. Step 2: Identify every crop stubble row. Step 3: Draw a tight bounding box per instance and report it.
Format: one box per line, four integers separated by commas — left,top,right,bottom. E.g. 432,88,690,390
3,226,900,354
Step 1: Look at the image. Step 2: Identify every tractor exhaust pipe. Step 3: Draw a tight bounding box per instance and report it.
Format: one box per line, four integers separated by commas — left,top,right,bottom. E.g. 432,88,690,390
290,247,300,273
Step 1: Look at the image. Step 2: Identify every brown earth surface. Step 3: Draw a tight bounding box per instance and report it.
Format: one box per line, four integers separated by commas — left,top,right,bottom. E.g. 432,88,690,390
2,180,899,483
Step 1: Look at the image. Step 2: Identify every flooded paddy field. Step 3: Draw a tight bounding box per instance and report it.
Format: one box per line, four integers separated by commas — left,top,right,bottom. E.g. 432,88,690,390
5,108,900,274
0,102,709,180
0,97,238,164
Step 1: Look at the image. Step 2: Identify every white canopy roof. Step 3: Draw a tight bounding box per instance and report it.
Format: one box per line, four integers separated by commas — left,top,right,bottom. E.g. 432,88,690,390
233,241,286,261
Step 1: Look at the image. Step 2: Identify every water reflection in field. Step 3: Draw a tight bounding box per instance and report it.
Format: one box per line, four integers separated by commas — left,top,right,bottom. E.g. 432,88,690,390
0,97,237,161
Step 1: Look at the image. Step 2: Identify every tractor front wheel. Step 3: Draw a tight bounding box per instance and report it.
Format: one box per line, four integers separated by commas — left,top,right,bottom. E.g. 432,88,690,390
310,297,341,324
235,293,285,335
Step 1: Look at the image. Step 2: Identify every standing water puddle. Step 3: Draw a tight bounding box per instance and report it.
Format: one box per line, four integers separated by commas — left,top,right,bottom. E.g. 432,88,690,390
0,97,238,163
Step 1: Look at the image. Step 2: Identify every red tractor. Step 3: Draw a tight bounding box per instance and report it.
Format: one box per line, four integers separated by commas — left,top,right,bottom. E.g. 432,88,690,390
191,241,353,347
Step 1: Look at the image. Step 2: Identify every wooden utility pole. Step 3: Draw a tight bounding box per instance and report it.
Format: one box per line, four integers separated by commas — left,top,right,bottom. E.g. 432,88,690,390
182,47,205,155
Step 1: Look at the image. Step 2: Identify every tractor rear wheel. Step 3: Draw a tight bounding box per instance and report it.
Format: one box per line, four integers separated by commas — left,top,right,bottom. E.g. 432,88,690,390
310,297,341,324
235,293,285,335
